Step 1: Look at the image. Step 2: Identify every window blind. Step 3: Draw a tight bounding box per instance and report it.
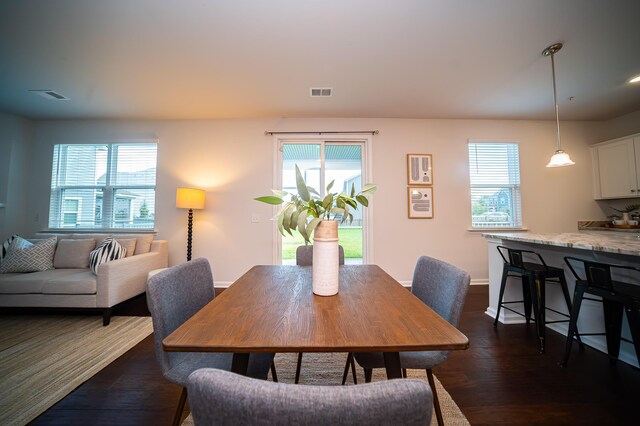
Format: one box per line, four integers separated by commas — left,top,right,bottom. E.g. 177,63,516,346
49,143,157,229
468,142,522,228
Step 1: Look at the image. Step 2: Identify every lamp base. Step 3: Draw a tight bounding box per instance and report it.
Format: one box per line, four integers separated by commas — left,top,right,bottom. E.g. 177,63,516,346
187,208,193,261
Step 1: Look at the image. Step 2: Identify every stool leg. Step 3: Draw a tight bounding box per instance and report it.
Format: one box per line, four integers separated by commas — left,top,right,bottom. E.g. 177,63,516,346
494,265,509,327
561,286,585,367
522,276,532,324
558,273,583,347
530,276,546,353
625,302,640,365
603,300,624,363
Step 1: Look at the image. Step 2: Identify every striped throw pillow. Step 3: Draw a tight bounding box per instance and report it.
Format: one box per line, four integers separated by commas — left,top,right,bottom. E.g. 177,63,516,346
89,237,126,274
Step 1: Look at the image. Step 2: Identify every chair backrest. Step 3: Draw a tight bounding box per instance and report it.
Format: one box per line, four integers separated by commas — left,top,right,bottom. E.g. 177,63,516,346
146,258,215,375
187,368,433,425
497,245,548,271
411,256,471,327
295,245,345,266
565,256,640,291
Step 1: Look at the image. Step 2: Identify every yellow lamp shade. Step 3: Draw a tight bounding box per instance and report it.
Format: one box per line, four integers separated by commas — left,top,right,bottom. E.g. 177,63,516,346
176,188,206,209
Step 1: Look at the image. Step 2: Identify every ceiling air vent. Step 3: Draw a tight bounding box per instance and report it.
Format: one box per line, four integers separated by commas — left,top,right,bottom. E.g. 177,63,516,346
29,89,70,100
310,87,332,97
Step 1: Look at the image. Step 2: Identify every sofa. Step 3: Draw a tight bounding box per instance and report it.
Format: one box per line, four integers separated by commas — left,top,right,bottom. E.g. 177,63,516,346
0,233,168,325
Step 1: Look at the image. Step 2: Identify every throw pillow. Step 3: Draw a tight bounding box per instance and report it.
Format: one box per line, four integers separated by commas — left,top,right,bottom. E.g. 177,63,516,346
0,237,57,273
113,238,137,258
0,234,18,266
89,237,126,274
53,239,97,269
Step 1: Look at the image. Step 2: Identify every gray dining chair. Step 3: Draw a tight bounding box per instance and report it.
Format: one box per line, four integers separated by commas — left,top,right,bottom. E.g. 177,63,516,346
351,256,470,426
294,244,349,384
187,368,433,426
146,258,276,426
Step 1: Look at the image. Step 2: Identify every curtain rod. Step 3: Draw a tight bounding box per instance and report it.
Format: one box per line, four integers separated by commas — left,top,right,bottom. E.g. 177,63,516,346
264,130,379,136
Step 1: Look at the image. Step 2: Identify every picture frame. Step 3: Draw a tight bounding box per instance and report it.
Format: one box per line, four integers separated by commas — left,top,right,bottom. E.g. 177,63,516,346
408,186,434,219
407,154,433,185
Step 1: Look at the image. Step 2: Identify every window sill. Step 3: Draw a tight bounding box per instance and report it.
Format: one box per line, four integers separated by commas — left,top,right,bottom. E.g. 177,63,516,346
466,227,528,233
42,228,157,234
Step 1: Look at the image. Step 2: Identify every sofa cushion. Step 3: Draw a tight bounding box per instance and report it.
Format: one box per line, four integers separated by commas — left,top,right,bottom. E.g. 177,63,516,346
0,269,89,294
0,237,56,273
42,270,97,294
70,234,111,244
113,238,137,258
89,237,126,274
117,234,154,255
53,239,97,269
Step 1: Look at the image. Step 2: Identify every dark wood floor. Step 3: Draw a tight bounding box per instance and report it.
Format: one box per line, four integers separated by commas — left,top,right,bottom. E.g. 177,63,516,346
29,286,640,425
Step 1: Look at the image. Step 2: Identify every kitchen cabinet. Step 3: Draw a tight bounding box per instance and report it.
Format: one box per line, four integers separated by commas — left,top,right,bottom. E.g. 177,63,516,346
591,133,640,199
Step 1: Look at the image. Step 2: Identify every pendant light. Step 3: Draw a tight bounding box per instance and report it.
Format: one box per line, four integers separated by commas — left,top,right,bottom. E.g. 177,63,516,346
543,43,575,168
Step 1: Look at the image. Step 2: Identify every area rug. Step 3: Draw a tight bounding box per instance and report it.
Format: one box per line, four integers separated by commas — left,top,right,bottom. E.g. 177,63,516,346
183,352,469,426
0,315,153,426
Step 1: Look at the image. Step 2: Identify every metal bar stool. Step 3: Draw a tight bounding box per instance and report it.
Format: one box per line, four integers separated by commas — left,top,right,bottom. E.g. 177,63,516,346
561,257,640,367
494,246,575,353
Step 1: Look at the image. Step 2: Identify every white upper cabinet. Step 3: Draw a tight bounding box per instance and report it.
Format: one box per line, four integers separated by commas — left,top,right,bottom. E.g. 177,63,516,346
591,134,640,199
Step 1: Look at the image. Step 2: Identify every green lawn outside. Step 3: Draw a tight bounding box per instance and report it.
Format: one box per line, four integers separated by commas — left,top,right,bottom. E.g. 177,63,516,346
282,227,363,260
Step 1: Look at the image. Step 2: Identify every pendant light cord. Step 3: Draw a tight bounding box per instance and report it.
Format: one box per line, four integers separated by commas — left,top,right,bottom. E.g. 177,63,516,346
550,52,562,151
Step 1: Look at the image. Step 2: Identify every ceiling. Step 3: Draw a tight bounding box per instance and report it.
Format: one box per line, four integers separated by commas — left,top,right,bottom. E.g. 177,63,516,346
1,0,639,121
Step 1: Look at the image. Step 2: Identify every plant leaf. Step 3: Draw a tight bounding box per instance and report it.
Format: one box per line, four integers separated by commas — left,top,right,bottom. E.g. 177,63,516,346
307,217,322,238
271,189,288,197
295,164,311,202
356,194,368,207
297,210,309,243
307,186,320,197
345,198,357,209
361,183,378,194
326,179,335,193
322,193,334,210
290,210,300,231
277,211,285,237
350,183,355,198
255,196,284,205
283,204,294,236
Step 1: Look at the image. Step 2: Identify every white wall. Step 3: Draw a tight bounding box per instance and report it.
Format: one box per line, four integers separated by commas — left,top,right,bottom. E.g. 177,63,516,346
24,116,612,285
0,112,32,241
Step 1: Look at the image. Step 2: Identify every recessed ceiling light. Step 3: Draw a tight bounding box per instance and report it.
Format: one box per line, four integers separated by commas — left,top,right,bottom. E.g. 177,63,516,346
630,75,640,84
29,89,70,100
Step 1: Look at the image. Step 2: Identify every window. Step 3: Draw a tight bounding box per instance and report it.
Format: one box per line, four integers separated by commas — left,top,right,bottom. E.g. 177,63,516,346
49,143,157,229
275,135,372,265
468,142,521,228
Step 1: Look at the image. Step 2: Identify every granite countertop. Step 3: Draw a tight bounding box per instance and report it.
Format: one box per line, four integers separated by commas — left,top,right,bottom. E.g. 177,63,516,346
482,231,640,257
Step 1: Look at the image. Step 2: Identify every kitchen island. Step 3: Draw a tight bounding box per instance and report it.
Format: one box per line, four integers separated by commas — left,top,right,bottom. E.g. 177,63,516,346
483,231,640,367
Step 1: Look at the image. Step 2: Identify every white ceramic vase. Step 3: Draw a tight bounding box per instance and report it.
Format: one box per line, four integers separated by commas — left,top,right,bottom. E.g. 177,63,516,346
312,220,339,296
622,212,630,224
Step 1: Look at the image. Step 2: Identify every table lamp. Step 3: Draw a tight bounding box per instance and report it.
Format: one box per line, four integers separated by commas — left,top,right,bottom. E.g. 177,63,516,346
176,187,205,261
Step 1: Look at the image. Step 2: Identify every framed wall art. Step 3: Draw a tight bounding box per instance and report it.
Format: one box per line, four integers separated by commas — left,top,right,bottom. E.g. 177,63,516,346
408,186,434,219
407,154,433,185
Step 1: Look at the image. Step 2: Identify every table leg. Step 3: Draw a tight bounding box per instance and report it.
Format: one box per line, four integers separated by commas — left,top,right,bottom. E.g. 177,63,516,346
383,352,402,379
231,353,250,375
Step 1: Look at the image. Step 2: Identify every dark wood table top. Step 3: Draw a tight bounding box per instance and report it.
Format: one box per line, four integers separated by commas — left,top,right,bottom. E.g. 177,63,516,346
163,264,469,353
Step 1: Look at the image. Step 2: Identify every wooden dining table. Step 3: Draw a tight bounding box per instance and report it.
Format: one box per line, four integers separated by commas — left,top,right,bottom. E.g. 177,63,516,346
163,264,469,379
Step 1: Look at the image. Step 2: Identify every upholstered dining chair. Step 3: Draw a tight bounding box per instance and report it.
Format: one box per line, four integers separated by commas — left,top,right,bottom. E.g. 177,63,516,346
187,368,433,426
146,258,276,426
294,244,349,384
351,256,470,426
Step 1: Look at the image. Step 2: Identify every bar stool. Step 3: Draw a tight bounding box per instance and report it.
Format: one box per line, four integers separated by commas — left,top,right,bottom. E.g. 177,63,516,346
494,246,574,353
561,257,640,367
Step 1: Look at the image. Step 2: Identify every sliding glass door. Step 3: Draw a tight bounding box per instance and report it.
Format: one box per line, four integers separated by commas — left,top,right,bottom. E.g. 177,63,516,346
278,139,369,265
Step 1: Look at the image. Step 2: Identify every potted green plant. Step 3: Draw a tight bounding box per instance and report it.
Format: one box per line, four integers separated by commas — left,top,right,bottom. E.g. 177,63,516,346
256,165,377,295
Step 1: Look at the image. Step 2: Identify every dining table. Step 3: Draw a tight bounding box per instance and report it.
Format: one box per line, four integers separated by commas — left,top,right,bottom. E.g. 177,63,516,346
162,264,469,379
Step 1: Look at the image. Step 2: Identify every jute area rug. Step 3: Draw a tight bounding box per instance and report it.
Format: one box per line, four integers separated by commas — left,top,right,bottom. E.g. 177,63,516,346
0,315,153,426
183,352,469,426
